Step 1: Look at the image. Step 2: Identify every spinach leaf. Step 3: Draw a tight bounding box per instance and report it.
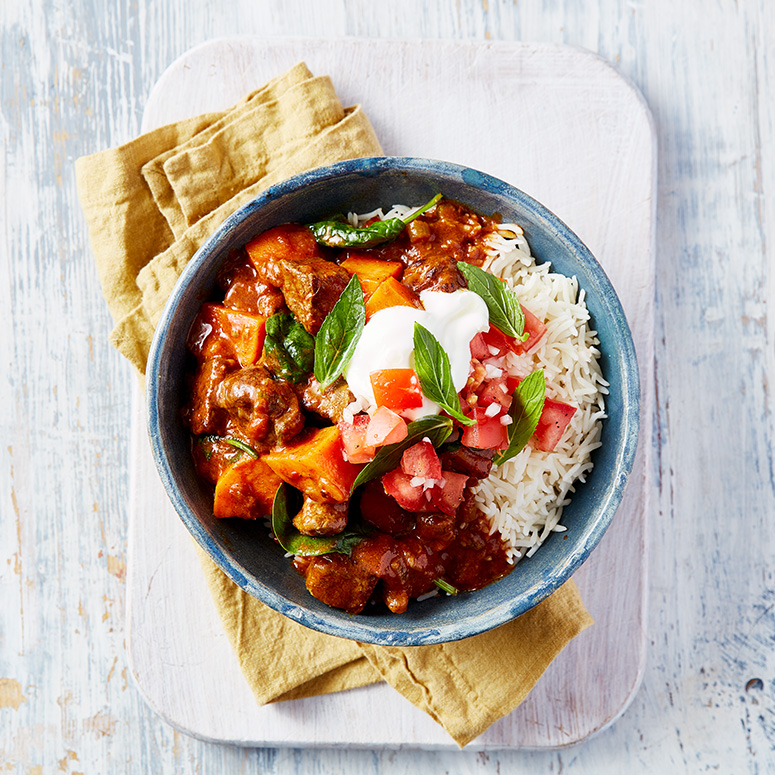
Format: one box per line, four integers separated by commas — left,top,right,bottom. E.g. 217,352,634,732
493,369,546,465
457,261,528,341
308,193,442,249
313,274,366,389
412,323,474,426
263,312,315,383
270,483,368,557
350,415,454,492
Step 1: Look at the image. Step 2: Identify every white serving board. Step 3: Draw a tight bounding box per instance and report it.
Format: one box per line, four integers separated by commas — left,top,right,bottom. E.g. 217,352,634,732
128,38,654,750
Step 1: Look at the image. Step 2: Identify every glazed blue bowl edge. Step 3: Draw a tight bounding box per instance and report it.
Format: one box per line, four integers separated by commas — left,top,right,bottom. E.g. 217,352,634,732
146,157,640,646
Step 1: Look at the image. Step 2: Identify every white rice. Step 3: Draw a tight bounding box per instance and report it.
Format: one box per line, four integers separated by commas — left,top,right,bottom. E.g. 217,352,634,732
349,206,608,565
475,223,608,563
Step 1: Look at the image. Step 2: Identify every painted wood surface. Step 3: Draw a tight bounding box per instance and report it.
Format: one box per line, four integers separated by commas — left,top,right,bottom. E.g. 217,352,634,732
128,37,652,751
1,1,774,773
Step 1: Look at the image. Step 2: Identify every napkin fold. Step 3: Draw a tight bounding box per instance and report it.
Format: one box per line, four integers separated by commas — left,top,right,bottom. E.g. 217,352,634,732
77,62,593,747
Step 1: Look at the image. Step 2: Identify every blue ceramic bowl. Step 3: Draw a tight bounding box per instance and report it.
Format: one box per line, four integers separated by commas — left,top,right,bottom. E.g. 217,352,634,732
147,157,639,646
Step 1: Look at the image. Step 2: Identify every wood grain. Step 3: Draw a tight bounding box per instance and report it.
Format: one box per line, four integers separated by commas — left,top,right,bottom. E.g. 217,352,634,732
1,0,774,772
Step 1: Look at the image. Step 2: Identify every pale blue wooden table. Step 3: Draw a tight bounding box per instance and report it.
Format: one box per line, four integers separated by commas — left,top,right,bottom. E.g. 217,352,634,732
2,1,773,772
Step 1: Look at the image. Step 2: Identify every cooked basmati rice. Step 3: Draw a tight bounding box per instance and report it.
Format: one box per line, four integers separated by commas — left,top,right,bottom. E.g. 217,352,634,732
477,223,608,563
350,205,608,565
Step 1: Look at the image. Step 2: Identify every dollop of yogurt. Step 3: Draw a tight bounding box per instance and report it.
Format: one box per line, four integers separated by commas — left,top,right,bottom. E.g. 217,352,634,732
344,289,489,420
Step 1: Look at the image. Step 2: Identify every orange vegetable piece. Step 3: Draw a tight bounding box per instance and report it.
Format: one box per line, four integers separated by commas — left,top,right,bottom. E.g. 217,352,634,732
188,303,266,367
364,276,422,319
213,455,283,519
263,426,361,503
244,224,322,285
213,305,266,367
340,254,403,298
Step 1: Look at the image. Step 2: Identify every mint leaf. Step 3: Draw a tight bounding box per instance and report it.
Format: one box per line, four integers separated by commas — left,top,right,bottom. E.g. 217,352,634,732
457,261,528,341
412,323,474,426
313,274,366,389
493,369,546,465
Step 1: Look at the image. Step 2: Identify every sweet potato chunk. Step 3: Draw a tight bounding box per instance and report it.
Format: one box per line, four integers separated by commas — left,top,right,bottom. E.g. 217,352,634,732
364,276,422,319
340,254,403,298
263,426,361,503
244,224,322,286
213,456,282,519
187,303,267,367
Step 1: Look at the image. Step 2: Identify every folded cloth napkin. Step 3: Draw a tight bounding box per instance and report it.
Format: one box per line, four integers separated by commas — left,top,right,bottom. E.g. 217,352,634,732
76,62,593,748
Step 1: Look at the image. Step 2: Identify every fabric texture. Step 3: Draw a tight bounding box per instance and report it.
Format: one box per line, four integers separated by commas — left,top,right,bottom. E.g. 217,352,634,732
76,62,593,747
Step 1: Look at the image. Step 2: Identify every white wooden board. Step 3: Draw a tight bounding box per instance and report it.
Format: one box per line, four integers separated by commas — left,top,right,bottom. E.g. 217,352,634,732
127,38,654,750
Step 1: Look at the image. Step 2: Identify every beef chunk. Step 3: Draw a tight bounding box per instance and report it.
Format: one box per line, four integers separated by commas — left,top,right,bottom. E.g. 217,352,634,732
295,376,354,424
293,497,348,536
276,257,350,334
214,364,303,444
401,249,466,294
440,446,495,480
303,554,378,614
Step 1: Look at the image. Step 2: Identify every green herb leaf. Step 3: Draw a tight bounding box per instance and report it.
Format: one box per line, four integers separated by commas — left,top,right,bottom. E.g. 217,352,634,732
350,415,454,492
197,434,260,459
412,323,474,426
313,274,366,389
263,312,315,383
457,261,528,341
270,483,368,557
493,369,546,465
433,578,459,596
308,194,442,249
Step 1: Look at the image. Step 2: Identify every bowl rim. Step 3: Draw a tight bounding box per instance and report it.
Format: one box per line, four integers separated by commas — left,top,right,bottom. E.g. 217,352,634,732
146,156,640,645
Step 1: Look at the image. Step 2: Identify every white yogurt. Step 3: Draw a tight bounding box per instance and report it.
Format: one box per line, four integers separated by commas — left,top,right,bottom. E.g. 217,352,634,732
344,289,489,420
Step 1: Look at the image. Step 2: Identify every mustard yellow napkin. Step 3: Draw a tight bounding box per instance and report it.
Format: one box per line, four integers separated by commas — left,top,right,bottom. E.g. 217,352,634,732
76,63,593,748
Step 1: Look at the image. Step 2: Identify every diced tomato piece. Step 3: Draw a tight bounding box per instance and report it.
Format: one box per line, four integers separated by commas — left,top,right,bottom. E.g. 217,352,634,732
365,406,408,447
400,441,442,479
480,309,547,358
430,471,469,517
481,325,513,357
532,398,577,452
382,469,426,511
505,375,522,395
370,368,423,412
469,332,490,360
461,407,509,451
476,378,511,411
513,307,548,354
338,415,376,464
